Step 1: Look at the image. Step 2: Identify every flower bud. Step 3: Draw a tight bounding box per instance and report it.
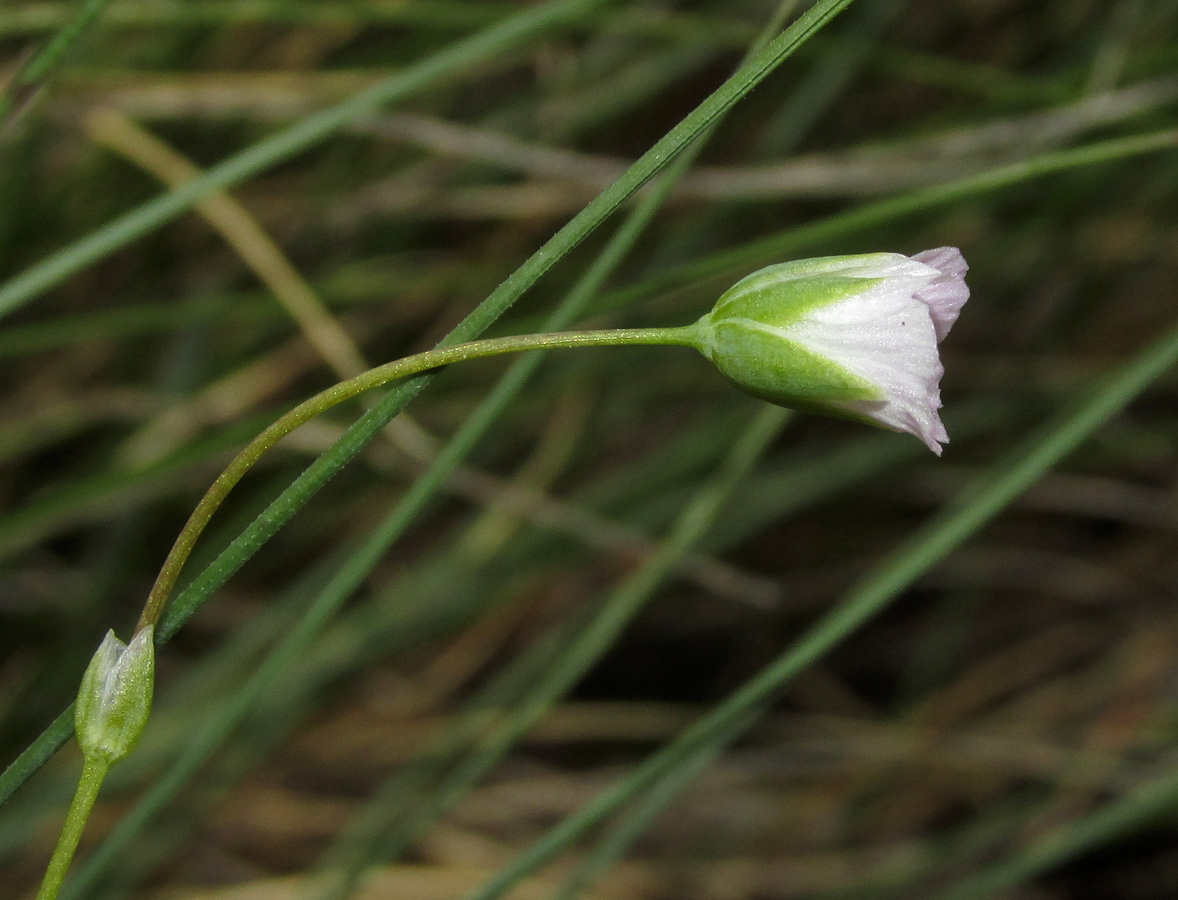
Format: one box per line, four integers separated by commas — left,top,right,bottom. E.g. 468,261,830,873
692,248,968,454
75,627,154,764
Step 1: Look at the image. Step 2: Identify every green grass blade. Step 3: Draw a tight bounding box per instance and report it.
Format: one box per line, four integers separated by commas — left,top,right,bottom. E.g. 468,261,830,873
0,417,268,561
369,407,792,900
931,765,1178,900
460,304,1178,900
0,0,607,320
0,0,115,126
0,0,858,810
549,711,755,900
600,128,1178,315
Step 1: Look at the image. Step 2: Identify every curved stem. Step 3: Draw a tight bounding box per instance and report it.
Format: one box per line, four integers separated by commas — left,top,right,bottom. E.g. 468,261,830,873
135,325,701,633
34,756,110,900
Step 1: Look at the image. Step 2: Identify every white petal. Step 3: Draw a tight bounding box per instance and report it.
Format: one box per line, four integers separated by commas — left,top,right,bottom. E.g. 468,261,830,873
781,279,949,454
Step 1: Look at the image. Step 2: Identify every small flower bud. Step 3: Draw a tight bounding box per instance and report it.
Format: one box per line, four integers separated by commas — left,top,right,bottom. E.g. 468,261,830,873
75,627,155,764
692,248,969,454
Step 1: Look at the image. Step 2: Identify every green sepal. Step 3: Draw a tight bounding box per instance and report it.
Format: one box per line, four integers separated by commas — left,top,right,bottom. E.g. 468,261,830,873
710,255,892,328
701,318,882,409
691,257,891,409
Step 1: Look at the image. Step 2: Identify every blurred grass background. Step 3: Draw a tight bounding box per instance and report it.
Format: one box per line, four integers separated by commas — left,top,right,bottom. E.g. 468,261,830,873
1,0,1177,898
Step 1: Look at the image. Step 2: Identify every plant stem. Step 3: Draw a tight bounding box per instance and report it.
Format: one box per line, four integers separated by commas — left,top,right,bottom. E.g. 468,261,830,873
34,756,110,900
135,325,701,633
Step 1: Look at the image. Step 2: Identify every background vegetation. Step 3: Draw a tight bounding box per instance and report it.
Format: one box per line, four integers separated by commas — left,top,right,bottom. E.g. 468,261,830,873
1,0,1177,898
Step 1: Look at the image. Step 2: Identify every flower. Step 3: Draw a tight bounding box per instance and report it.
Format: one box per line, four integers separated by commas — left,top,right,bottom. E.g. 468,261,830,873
75,626,155,764
690,247,968,454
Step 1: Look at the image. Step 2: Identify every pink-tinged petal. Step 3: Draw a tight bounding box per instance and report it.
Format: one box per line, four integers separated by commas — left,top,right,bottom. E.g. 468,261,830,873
913,246,967,279
912,247,969,341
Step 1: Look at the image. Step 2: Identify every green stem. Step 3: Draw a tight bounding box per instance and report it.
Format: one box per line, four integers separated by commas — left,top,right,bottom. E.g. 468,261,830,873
134,325,700,633
34,755,110,900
